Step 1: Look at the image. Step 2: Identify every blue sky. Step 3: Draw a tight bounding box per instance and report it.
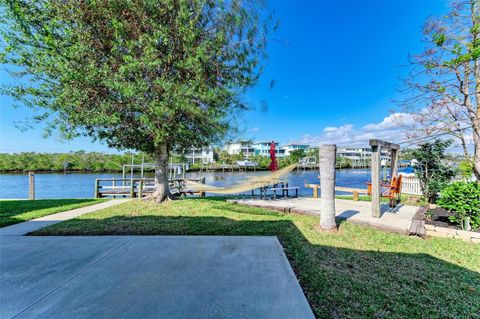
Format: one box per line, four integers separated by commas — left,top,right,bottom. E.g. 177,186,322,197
0,0,447,153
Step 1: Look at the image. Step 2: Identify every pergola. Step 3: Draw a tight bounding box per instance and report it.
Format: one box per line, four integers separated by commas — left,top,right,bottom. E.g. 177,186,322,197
369,139,400,218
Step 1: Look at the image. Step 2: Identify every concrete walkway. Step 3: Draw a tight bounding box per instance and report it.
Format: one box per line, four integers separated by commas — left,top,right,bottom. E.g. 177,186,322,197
0,236,314,319
0,199,130,236
231,198,418,234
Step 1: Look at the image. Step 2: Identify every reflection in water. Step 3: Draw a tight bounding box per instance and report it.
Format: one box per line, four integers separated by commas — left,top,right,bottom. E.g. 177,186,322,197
0,168,410,199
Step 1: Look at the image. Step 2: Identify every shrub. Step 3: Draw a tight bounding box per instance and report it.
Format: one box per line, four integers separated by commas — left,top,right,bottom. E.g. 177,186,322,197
437,181,480,230
412,139,456,203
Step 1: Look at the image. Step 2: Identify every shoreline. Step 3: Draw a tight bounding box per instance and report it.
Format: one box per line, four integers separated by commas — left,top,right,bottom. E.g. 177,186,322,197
0,165,362,174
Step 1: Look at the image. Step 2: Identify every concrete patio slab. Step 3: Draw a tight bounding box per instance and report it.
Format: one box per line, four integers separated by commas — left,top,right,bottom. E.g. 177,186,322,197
0,199,130,236
0,236,314,319
231,198,418,234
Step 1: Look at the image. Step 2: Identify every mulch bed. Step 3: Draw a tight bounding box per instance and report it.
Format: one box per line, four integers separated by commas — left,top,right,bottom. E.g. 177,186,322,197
425,207,480,233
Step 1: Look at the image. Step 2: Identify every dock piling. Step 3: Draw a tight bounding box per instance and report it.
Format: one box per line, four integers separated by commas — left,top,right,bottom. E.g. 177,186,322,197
94,179,100,198
138,180,144,198
28,172,35,200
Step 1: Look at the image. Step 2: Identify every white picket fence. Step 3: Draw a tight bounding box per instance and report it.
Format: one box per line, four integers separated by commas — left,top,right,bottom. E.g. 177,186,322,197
400,176,422,195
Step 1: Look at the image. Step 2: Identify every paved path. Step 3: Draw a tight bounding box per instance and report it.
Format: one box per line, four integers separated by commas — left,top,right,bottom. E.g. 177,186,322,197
0,199,130,236
0,236,314,319
232,198,418,234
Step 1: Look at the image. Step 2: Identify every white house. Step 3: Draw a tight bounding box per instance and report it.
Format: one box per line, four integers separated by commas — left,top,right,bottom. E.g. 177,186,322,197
281,144,309,156
223,142,256,158
183,147,215,164
336,147,391,162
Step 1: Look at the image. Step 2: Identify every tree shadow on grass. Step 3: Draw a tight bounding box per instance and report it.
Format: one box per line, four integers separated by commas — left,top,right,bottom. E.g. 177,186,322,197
31,212,480,319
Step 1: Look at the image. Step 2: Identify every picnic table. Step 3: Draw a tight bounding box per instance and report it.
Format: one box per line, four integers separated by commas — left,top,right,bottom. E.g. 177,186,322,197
251,181,299,200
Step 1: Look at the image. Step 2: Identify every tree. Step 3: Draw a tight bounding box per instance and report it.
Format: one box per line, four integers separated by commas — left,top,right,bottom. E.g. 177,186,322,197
288,149,306,163
399,0,480,180
458,159,474,180
0,0,275,202
335,156,351,169
412,139,456,203
399,149,415,161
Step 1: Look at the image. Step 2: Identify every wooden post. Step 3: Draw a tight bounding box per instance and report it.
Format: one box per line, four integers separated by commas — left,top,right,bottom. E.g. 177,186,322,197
130,180,135,198
371,145,381,218
319,145,337,231
28,172,35,200
94,179,100,198
313,185,318,199
138,180,144,199
390,148,399,179
353,190,359,201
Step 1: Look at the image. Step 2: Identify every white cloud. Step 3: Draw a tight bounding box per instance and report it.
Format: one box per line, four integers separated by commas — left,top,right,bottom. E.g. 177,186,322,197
248,127,260,132
362,113,414,131
290,112,471,155
295,113,411,147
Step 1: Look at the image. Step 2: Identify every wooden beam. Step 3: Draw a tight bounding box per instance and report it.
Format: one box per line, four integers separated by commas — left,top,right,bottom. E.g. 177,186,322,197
369,139,400,150
334,186,369,194
306,184,369,196
371,145,381,218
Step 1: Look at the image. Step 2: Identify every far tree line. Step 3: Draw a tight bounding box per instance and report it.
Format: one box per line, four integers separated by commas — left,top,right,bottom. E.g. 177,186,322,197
0,149,316,172
0,147,469,173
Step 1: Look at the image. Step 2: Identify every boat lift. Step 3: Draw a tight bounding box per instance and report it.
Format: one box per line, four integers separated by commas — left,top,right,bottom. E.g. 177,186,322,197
121,155,188,184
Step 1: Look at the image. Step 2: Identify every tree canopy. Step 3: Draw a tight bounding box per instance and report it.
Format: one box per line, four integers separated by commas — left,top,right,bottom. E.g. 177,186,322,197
1,0,276,201
1,0,275,152
400,0,480,180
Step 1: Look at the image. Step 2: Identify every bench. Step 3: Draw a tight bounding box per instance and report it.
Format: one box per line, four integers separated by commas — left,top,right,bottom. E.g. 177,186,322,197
305,184,368,201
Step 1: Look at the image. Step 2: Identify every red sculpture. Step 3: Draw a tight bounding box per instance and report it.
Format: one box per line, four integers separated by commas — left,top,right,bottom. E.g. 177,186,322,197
268,141,278,171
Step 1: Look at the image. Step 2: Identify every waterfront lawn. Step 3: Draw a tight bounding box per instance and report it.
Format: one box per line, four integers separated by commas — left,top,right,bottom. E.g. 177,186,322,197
0,199,107,227
33,198,479,319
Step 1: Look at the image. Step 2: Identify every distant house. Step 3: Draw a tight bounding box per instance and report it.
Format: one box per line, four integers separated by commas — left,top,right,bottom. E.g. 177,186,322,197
336,147,390,162
252,141,286,158
281,144,309,156
223,142,256,158
183,147,215,164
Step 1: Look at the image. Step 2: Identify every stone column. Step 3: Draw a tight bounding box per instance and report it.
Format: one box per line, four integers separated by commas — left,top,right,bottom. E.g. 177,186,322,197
319,144,337,231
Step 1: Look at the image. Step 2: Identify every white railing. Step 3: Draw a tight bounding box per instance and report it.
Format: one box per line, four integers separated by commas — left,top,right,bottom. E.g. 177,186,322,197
401,176,422,195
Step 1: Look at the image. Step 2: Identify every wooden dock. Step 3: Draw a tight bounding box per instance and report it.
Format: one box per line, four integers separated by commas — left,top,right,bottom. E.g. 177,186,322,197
94,178,206,198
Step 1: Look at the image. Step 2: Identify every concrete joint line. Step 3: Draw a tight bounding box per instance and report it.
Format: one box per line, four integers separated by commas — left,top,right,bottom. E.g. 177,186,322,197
10,237,134,319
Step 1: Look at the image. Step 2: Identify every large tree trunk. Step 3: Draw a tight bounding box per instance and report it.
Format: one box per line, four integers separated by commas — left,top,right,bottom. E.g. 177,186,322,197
471,0,480,181
473,133,480,181
150,144,171,203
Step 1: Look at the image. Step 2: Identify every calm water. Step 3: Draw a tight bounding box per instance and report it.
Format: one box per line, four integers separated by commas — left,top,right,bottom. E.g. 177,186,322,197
0,168,412,199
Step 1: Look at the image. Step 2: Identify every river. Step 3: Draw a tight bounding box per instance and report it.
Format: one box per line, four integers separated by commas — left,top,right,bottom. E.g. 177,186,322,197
0,168,413,199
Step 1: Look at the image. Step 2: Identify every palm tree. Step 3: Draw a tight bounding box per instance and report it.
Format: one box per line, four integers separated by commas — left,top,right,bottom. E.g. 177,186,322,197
319,145,337,231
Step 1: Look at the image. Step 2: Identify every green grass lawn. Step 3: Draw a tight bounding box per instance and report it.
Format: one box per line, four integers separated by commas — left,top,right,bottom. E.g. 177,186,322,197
33,198,479,319
0,199,108,227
